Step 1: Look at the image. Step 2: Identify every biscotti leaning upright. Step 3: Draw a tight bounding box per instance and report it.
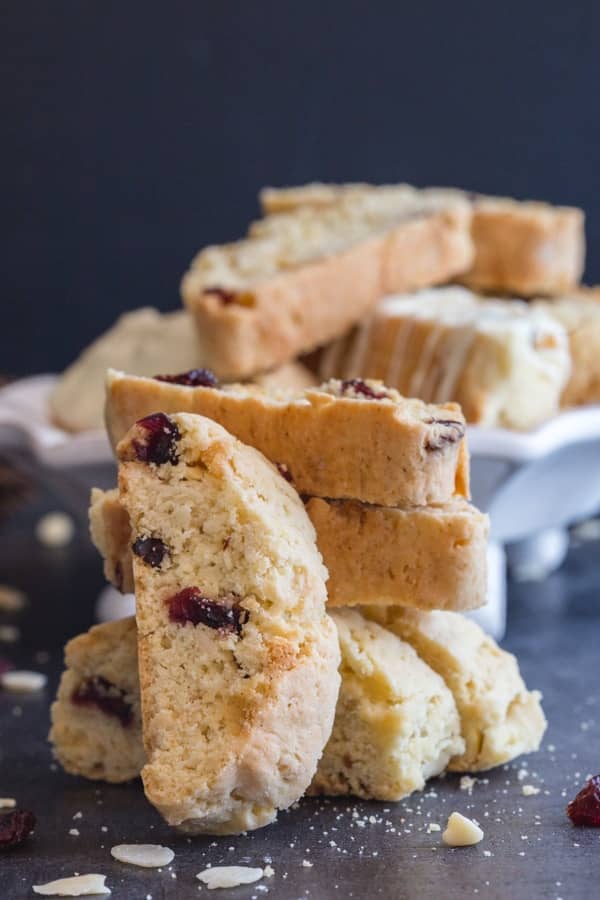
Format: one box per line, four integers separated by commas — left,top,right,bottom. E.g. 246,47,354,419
181,187,474,378
106,371,470,507
116,411,340,834
261,182,585,297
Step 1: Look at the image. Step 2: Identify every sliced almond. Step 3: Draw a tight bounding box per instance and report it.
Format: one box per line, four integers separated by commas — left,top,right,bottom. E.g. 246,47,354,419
196,866,264,889
442,811,484,847
32,874,110,896
110,844,174,867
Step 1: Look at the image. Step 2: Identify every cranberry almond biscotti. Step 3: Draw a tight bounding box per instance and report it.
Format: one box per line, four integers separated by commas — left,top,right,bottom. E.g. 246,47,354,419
181,187,474,378
50,611,544,795
49,617,145,783
363,607,547,772
320,287,571,430
90,487,488,611
49,612,462,801
106,371,470,507
116,411,340,834
261,183,585,297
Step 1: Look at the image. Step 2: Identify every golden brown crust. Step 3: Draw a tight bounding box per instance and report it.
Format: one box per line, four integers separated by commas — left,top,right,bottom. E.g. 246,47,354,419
182,207,474,378
305,498,488,610
89,488,487,612
105,372,470,507
260,183,585,298
462,199,585,296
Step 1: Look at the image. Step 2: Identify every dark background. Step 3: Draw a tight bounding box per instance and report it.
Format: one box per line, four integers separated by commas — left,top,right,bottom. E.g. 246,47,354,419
3,1,599,376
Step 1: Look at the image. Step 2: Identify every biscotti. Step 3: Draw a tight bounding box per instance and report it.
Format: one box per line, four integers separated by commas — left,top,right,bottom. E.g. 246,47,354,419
181,189,474,378
49,617,145,783
90,489,488,611
106,371,470,506
51,613,464,802
117,412,340,834
534,289,600,407
309,609,463,800
320,286,571,429
261,183,585,297
305,497,488,610
49,308,204,433
363,607,547,771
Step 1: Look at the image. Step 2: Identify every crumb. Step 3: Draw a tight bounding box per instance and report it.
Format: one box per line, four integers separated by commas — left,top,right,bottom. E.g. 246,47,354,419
35,511,75,548
460,776,477,793
0,798,16,809
522,785,540,797
263,865,275,877
302,860,313,868
69,828,80,836
426,823,441,833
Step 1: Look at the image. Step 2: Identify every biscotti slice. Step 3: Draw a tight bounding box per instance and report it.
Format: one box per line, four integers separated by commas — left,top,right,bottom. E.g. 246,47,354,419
261,183,585,296
181,189,474,378
320,286,570,429
90,489,487,611
363,608,547,772
49,614,463,801
305,497,488,610
106,370,469,506
49,618,145,783
534,289,600,407
309,609,464,800
49,308,204,432
117,412,340,834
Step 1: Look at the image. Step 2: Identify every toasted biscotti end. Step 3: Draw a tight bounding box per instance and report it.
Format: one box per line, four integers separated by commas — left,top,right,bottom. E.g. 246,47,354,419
461,196,585,296
305,498,488,611
49,618,145,784
116,412,340,834
49,309,203,433
534,289,600,407
362,608,547,772
106,370,469,506
309,609,464,801
89,487,135,593
181,190,474,378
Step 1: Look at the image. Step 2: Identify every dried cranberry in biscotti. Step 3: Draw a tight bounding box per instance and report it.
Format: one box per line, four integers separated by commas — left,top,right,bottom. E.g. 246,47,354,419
71,676,133,727
167,588,246,636
154,368,219,388
132,413,180,465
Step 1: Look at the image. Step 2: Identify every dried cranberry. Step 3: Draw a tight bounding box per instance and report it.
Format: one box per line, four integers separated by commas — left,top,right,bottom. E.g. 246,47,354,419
276,463,293,483
154,368,219,388
0,809,36,849
72,676,133,727
424,418,466,451
132,412,180,465
203,286,237,305
167,587,246,636
567,775,600,826
132,536,168,569
340,379,388,400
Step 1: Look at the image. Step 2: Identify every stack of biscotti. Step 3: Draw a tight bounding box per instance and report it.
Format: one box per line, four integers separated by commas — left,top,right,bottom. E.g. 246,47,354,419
101,369,487,611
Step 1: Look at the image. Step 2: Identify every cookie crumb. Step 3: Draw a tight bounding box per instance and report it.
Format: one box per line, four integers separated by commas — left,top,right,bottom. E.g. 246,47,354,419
263,865,275,877
1,670,47,693
426,823,441,833
69,828,80,836
522,785,540,797
302,860,313,868
111,844,175,868
442,812,484,847
36,511,75,548
460,776,477,793
197,866,264,889
32,873,110,895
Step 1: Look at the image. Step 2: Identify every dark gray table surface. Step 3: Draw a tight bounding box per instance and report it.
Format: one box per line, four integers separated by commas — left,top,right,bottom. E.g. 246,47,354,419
1,475,600,900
